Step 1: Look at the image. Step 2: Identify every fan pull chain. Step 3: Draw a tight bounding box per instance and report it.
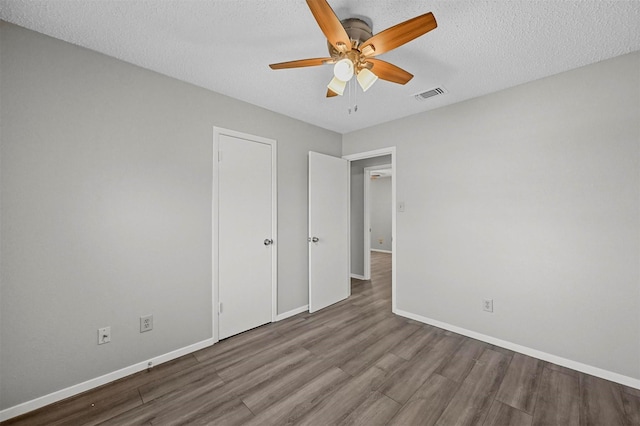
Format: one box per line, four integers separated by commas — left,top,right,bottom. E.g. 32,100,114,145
348,79,352,114
348,79,358,114
354,79,358,113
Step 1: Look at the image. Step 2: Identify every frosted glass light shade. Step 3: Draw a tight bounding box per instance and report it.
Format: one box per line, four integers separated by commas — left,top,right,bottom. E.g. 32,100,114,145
333,58,354,81
357,68,378,92
327,76,346,96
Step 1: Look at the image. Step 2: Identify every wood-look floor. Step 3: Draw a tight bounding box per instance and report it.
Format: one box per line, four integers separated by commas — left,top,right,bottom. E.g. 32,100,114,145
4,251,640,425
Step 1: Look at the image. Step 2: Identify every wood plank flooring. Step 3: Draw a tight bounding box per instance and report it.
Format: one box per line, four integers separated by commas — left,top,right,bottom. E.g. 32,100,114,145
4,251,639,425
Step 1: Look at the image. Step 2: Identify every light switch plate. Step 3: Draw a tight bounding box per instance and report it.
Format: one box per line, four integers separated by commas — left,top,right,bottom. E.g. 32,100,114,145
98,326,111,344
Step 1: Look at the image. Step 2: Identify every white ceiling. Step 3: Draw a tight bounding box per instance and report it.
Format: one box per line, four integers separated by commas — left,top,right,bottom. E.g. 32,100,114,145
2,1,639,134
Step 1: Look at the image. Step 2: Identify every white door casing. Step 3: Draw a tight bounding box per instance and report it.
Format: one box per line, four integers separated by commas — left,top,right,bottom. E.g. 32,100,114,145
213,128,277,341
308,151,350,313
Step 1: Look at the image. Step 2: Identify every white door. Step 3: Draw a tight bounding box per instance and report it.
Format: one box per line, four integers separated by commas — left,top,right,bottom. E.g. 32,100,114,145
308,152,350,313
217,130,275,340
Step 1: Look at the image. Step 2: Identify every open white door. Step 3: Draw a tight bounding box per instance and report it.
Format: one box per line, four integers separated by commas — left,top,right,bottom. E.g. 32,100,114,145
308,151,349,313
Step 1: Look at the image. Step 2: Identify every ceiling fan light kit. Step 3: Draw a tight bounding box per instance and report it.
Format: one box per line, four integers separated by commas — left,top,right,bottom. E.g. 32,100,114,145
328,76,347,95
269,0,437,99
333,58,355,81
356,68,378,92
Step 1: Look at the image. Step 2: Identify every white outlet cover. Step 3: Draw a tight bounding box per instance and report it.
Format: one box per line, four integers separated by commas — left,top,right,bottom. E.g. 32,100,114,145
140,315,153,333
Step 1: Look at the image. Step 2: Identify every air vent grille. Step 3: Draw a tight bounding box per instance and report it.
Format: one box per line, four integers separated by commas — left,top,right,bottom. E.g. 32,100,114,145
414,87,447,101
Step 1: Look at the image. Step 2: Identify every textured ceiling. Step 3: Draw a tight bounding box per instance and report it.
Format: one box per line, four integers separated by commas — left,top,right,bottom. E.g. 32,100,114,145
2,0,639,134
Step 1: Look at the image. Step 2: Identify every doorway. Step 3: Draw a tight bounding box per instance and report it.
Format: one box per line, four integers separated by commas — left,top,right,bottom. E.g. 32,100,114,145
213,127,277,341
343,147,396,312
364,164,392,278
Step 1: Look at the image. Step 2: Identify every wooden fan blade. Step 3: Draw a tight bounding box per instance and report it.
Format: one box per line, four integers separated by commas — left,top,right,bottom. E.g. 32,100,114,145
360,12,437,57
367,59,413,84
306,0,351,52
269,57,333,69
327,88,338,97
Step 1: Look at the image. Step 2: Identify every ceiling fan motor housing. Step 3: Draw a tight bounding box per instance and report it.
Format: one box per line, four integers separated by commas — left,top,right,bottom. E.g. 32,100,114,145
327,18,373,55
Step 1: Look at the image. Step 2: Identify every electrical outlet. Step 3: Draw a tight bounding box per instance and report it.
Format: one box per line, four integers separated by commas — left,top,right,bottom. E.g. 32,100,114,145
483,299,494,313
98,326,111,345
140,314,153,333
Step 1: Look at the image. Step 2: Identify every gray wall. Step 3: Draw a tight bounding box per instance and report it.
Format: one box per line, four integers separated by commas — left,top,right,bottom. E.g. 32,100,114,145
350,156,391,276
370,176,392,252
344,52,640,380
0,22,341,410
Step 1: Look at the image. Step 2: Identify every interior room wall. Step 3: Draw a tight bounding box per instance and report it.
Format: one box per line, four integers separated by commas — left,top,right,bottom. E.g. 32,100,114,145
349,155,391,277
0,21,341,411
343,51,640,383
370,176,392,252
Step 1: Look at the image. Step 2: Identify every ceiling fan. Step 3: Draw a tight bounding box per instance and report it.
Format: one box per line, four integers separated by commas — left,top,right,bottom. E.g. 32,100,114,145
269,0,437,97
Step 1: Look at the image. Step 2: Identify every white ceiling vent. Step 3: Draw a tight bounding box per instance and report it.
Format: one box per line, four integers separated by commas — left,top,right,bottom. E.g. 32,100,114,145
414,87,448,101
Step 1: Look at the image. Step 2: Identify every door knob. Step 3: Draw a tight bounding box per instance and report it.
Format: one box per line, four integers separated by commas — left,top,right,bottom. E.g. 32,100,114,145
264,239,273,246
309,236,319,243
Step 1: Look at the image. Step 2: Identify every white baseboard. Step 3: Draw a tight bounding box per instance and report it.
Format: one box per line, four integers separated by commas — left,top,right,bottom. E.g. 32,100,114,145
276,305,309,321
350,273,366,280
0,338,215,422
394,309,640,390
8,310,637,422
370,249,392,254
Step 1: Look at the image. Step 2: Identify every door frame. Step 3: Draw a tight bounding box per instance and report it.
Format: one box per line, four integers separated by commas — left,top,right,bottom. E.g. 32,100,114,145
343,147,397,312
212,127,277,343
363,164,392,280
